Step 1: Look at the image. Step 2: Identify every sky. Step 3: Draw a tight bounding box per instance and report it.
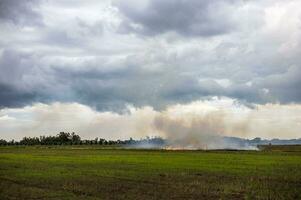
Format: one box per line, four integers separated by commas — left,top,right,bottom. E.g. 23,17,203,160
0,0,300,141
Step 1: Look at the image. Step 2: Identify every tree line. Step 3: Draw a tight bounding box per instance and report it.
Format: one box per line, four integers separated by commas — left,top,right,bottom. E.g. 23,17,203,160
0,132,165,146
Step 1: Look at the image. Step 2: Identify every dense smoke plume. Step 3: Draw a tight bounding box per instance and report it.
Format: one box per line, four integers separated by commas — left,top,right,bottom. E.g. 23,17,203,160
154,112,225,149
152,98,301,149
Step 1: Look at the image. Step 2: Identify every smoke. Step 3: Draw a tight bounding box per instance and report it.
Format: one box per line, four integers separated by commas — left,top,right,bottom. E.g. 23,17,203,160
151,99,301,150
154,111,225,149
152,101,256,149
0,97,300,149
153,116,259,150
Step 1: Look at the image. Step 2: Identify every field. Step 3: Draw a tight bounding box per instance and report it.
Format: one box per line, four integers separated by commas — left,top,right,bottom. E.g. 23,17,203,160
0,146,301,200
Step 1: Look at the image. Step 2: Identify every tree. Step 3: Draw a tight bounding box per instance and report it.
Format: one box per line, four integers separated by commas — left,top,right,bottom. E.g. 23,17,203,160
71,132,81,144
0,139,7,146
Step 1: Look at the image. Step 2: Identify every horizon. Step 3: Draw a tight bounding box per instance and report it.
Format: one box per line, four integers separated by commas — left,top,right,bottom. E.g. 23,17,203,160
1,130,301,142
2,131,301,151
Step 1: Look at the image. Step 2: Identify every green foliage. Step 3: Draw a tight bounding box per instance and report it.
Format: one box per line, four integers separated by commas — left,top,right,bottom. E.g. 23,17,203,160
0,132,165,147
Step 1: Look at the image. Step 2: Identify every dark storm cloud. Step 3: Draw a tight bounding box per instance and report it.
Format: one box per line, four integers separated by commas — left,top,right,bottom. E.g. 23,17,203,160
0,0,43,26
57,62,301,111
49,61,165,111
0,83,38,108
115,0,236,37
1,47,301,111
0,49,26,83
0,49,46,107
0,0,301,111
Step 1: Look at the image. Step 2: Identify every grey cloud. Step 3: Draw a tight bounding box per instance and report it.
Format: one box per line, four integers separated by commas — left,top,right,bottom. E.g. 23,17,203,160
1,47,301,111
38,18,104,50
0,0,43,26
0,83,38,108
0,0,301,111
115,0,236,37
76,18,104,36
0,49,75,107
43,30,83,48
0,49,46,107
0,49,26,84
254,65,301,103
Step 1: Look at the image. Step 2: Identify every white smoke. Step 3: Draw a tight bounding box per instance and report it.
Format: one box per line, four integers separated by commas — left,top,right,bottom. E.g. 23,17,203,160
152,98,252,149
153,112,223,149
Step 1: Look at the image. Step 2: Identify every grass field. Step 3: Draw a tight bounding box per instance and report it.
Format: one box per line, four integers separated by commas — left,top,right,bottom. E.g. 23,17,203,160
0,146,301,199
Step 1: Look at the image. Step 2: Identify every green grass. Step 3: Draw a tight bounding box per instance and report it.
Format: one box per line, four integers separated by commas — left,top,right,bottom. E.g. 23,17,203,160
0,146,301,199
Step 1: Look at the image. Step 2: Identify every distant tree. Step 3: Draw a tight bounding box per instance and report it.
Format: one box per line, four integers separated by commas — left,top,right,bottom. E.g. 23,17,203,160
1,132,167,147
94,137,98,145
8,140,15,146
0,139,7,146
71,132,81,145
57,132,71,144
20,137,40,145
98,138,106,145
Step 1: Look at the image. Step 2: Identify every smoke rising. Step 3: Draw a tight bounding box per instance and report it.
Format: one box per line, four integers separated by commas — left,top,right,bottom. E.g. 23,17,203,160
0,97,300,149
154,111,225,149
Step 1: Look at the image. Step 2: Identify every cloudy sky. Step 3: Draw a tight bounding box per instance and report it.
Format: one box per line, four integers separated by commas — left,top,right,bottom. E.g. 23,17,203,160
0,0,300,140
